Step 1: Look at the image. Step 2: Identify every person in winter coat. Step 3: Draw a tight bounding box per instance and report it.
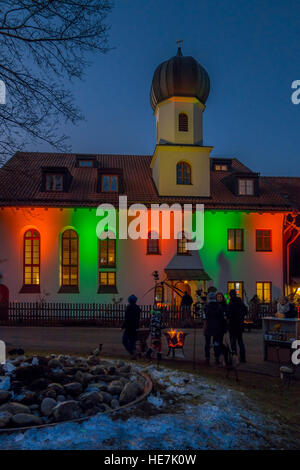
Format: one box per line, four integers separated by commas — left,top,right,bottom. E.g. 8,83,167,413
121,294,141,358
146,306,166,360
181,291,193,316
277,296,297,318
203,292,226,365
227,289,247,362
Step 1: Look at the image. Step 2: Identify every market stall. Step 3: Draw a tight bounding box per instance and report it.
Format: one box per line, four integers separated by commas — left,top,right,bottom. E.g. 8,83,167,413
262,316,300,362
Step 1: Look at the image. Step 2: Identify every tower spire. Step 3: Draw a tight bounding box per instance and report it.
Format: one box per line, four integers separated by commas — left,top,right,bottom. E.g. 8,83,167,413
176,39,183,56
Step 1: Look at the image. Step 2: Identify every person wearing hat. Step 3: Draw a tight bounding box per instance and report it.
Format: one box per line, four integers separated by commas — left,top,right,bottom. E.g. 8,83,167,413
203,291,226,365
121,294,141,359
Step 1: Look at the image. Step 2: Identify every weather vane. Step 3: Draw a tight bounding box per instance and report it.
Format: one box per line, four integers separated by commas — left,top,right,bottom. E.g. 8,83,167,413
176,39,183,48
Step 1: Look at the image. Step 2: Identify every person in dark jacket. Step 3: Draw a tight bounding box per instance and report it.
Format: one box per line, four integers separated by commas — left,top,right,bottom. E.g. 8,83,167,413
227,289,247,362
181,291,193,316
121,294,141,358
204,292,226,365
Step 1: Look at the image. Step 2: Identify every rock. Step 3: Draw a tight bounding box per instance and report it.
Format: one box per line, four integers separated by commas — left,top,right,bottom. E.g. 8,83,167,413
101,392,113,404
98,403,111,413
96,374,121,383
41,398,57,417
107,381,124,396
47,383,64,395
48,358,62,369
44,389,56,399
119,377,130,386
12,413,43,427
93,348,100,356
74,370,84,383
119,382,144,406
82,373,94,384
56,395,66,402
107,366,116,375
52,400,81,422
49,369,65,382
0,402,31,415
87,356,100,366
0,390,11,404
119,365,131,374
29,378,48,391
18,390,37,405
10,380,23,393
29,404,39,411
91,366,107,376
117,360,125,368
64,382,83,396
0,411,12,428
110,399,119,409
79,391,103,410
0,376,10,391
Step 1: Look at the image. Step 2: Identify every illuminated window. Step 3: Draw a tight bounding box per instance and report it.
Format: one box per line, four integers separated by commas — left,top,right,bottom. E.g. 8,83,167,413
228,281,244,300
256,230,272,251
214,164,228,171
256,282,272,303
99,238,116,267
178,113,188,132
176,162,191,185
238,179,254,195
23,230,40,286
147,231,160,254
46,173,63,191
99,272,116,287
102,175,118,192
177,232,189,255
228,229,244,251
61,230,79,287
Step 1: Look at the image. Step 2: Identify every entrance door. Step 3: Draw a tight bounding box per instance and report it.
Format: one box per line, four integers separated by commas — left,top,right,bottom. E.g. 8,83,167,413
0,284,9,321
174,282,191,307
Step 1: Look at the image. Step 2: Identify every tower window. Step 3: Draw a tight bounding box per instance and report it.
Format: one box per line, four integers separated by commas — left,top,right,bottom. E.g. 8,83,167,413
60,229,79,292
176,162,191,185
178,113,188,132
147,231,160,254
22,229,40,292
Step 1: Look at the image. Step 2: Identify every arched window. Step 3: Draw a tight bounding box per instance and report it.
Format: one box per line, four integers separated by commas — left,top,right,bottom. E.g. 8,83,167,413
61,229,79,289
178,113,188,132
147,231,160,254
177,232,189,255
23,229,40,288
176,161,191,185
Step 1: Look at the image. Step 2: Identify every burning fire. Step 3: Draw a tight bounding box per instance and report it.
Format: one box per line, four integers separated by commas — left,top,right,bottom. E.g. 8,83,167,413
166,328,185,348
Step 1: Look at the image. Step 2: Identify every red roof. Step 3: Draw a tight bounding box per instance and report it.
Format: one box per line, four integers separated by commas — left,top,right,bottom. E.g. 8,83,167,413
0,151,298,211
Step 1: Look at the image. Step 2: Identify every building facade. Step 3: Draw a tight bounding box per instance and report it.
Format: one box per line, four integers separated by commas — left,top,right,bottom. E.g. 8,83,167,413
0,46,299,306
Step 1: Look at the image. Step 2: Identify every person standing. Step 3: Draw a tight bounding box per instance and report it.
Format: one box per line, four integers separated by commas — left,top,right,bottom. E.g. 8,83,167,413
203,292,225,365
121,294,140,359
181,290,193,318
227,289,247,363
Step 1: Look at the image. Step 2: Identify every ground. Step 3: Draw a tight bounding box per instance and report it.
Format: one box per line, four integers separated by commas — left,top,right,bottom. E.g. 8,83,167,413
0,328,299,449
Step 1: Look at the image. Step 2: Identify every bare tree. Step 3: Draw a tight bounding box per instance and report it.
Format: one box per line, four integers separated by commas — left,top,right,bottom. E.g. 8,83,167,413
0,0,113,164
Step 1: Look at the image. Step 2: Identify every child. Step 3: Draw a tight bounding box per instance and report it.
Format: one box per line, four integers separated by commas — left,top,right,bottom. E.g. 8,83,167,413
146,306,166,360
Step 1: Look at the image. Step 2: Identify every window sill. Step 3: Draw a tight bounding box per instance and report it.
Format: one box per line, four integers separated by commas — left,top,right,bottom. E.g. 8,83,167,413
19,285,40,294
146,252,161,255
58,286,79,294
98,286,118,294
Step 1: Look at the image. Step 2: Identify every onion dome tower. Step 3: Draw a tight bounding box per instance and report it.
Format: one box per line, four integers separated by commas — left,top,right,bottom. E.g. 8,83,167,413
150,43,212,197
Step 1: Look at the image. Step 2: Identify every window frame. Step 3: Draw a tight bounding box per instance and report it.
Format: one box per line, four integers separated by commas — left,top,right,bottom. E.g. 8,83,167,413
238,178,254,196
45,173,64,192
177,232,190,255
256,281,272,304
176,161,192,185
59,229,79,293
214,164,228,171
178,112,189,132
78,160,94,168
227,229,244,252
147,231,160,255
227,281,244,300
101,174,119,193
99,238,116,267
21,229,41,293
256,229,272,252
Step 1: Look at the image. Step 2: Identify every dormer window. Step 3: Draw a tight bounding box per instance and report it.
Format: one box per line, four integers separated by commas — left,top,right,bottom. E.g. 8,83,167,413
46,173,64,191
102,174,118,192
238,178,254,195
178,113,188,132
76,154,97,168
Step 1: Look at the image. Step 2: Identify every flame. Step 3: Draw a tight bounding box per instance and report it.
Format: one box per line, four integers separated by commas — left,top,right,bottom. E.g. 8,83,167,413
166,328,185,348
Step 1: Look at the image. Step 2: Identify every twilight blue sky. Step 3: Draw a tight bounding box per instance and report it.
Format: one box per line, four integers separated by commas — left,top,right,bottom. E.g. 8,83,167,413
37,0,300,176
